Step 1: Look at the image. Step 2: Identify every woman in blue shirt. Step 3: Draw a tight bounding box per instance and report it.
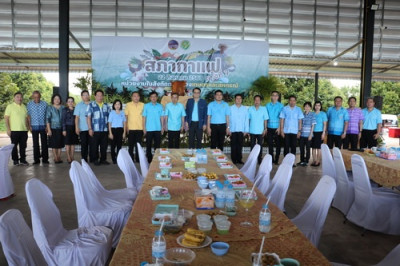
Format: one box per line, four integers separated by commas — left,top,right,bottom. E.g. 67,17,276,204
108,99,126,164
62,97,78,163
46,94,64,163
311,101,328,167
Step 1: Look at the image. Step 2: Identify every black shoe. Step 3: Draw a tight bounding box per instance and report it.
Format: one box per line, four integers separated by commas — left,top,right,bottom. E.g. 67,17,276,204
238,161,245,164
13,160,19,166
301,162,308,166
94,161,101,166
296,162,303,166
112,160,117,164
20,160,29,166
101,161,110,165
292,164,297,168
42,160,50,164
33,161,40,165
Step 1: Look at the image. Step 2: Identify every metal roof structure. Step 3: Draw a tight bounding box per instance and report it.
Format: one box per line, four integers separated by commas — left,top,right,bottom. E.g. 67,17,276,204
0,0,399,80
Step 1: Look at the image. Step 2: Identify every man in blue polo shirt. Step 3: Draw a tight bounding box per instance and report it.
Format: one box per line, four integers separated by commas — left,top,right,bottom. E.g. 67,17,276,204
249,95,269,164
143,91,164,163
280,95,304,164
165,92,186,148
266,91,284,164
27,90,49,164
207,90,231,151
229,94,249,164
327,96,349,149
361,97,382,149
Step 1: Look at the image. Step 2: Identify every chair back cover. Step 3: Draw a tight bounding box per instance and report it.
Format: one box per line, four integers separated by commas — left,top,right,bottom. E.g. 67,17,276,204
81,159,109,194
281,153,295,166
375,244,400,266
321,144,336,182
266,164,293,211
117,149,143,190
0,144,15,198
331,148,354,215
240,144,260,182
0,209,47,266
137,143,149,178
25,178,68,263
255,154,273,195
291,175,337,247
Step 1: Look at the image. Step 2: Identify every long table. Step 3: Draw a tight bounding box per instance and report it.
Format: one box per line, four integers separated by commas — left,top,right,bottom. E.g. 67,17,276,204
340,149,400,187
110,149,330,265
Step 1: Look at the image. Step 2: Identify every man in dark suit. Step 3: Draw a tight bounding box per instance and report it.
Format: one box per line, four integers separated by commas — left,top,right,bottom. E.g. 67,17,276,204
185,87,208,149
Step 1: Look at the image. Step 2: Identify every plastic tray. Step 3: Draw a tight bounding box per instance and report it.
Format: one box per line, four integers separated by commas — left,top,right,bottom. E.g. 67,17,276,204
155,173,171,181
152,204,179,225
149,190,171,201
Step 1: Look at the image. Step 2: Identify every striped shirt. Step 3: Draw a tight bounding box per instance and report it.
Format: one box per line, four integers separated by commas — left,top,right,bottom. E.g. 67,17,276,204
347,107,364,134
301,112,316,137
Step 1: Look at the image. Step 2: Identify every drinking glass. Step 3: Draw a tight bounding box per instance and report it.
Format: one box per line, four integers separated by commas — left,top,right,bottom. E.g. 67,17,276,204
239,190,257,227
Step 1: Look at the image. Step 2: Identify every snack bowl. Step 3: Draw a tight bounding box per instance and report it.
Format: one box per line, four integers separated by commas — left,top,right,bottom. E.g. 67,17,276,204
163,221,184,234
178,209,194,224
211,242,230,256
164,247,196,265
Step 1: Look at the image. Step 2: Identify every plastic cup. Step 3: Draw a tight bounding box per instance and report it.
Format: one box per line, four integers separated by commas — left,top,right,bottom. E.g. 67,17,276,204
197,220,213,234
196,214,211,222
213,215,228,224
216,220,231,235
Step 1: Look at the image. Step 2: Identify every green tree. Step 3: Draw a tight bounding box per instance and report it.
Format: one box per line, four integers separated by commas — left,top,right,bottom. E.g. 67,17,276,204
371,81,400,114
243,75,286,105
0,73,19,117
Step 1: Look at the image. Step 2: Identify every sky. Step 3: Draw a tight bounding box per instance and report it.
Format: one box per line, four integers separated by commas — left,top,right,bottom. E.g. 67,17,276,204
43,72,361,95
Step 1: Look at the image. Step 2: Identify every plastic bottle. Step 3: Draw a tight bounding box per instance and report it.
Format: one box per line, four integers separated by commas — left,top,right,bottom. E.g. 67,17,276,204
225,184,235,208
152,230,166,264
259,203,271,233
215,182,226,208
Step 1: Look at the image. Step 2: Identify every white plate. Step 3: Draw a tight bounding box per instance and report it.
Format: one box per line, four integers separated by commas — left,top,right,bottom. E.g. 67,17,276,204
176,235,212,249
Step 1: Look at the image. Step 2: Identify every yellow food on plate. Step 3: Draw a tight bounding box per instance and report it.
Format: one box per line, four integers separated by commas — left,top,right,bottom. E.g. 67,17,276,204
201,172,218,180
182,238,202,247
182,228,206,246
187,228,206,238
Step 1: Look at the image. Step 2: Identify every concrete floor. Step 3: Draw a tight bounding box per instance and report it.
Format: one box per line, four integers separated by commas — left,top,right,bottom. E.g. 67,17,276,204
0,135,399,266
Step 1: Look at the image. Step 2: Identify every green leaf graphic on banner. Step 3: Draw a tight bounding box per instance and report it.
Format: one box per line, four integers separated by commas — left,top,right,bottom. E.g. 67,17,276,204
152,49,161,58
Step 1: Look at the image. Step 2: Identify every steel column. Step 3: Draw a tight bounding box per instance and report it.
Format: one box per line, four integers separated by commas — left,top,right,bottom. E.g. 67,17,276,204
59,0,69,101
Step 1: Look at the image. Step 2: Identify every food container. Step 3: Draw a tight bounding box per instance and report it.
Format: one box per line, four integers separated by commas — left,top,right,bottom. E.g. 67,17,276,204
163,220,184,234
216,220,231,235
196,214,211,222
213,215,228,224
197,220,213,234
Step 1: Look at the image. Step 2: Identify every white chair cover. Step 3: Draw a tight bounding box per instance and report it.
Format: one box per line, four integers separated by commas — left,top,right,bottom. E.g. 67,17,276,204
240,144,260,182
375,244,400,266
346,154,400,235
117,149,144,191
291,176,337,247
0,144,15,198
321,144,336,182
69,161,132,247
331,148,354,215
81,159,137,203
281,153,295,166
255,154,273,195
266,163,293,211
25,178,113,266
137,143,149,178
0,209,47,266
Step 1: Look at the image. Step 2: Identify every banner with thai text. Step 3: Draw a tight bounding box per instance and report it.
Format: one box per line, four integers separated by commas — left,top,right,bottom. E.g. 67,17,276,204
92,37,268,97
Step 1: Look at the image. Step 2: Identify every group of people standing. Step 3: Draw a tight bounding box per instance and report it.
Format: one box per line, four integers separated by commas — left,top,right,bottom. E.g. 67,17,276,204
4,88,382,168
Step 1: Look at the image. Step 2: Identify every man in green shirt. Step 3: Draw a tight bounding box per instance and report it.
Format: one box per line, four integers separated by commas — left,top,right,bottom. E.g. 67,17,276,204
4,91,30,165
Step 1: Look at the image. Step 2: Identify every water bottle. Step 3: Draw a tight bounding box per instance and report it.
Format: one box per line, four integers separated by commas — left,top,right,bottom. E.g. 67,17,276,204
215,182,226,209
259,204,271,233
152,230,166,264
225,184,235,208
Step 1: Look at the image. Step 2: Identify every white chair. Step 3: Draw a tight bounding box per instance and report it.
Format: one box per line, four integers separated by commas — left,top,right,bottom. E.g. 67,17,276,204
321,144,336,182
240,144,260,182
117,149,144,191
255,154,273,195
375,244,400,266
0,144,15,199
331,148,354,215
25,178,113,266
81,159,137,203
346,154,400,235
331,244,400,266
291,175,337,247
265,163,293,211
0,209,47,266
69,161,133,247
281,153,295,166
137,142,149,178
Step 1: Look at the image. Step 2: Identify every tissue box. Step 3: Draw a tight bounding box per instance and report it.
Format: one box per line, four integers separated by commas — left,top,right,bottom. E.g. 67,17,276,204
194,190,215,210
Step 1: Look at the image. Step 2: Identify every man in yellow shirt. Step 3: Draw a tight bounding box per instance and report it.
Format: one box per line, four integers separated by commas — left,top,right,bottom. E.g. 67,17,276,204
4,91,29,166
125,91,144,162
